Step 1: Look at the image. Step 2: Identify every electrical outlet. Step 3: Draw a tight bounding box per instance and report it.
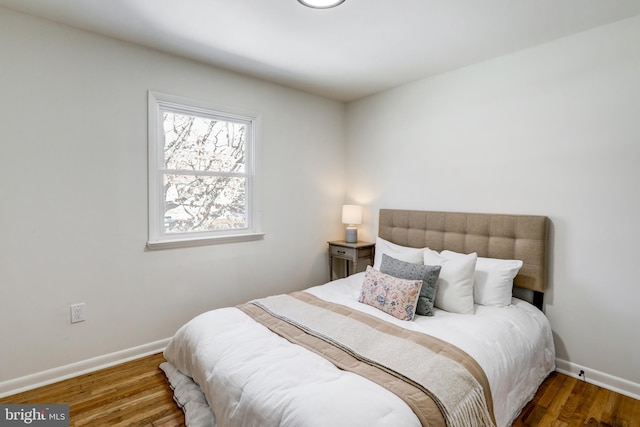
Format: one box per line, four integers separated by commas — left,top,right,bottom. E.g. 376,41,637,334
70,303,86,323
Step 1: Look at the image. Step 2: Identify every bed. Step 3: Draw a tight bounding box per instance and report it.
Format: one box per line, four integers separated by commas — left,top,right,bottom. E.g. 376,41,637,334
161,209,555,427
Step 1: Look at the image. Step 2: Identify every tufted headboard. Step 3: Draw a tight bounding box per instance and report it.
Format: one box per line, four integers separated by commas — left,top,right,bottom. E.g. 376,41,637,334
378,209,549,309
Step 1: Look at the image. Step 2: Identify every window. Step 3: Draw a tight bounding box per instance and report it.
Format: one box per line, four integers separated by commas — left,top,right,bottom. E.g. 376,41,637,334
147,91,262,248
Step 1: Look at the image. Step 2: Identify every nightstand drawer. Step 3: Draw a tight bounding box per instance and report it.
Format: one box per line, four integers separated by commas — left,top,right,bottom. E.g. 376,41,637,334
330,245,357,260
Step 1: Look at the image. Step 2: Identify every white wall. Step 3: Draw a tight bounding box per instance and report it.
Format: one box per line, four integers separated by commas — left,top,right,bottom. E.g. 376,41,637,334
346,16,640,396
0,8,346,388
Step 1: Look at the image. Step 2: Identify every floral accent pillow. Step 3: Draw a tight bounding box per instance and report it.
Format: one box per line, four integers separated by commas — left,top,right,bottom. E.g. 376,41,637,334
358,266,422,321
380,254,442,316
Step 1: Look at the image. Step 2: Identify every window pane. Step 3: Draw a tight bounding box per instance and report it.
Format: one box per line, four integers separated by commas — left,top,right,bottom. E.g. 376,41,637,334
163,174,247,234
163,112,246,173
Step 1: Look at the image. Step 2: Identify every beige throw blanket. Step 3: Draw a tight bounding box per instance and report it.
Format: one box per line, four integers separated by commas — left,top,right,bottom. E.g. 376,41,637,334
238,292,496,427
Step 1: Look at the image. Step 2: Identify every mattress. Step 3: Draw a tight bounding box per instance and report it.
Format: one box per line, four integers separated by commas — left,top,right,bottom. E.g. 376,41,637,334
162,272,555,427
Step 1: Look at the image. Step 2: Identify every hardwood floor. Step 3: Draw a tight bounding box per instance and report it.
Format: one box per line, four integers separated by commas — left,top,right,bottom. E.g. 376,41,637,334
0,353,185,427
513,371,640,427
1,353,638,426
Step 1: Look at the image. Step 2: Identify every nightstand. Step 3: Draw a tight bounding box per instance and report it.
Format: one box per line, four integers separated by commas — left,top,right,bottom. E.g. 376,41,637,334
328,240,375,280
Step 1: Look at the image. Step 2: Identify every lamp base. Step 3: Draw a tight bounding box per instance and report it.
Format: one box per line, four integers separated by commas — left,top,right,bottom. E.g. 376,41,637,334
345,226,357,243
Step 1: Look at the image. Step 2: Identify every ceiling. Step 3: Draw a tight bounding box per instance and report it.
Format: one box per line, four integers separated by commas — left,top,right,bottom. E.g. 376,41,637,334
2,0,640,101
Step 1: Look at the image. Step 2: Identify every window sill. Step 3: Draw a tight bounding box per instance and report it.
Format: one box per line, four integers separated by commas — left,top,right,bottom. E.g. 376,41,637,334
146,232,265,250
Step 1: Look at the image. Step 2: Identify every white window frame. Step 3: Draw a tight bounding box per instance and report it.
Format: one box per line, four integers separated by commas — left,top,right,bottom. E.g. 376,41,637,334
147,91,263,249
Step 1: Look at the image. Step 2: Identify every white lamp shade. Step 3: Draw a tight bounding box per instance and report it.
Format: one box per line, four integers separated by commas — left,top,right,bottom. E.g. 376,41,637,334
342,205,362,225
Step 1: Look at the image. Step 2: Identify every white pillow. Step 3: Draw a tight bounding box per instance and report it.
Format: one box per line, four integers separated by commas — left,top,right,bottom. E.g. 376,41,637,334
441,250,523,307
373,237,424,269
423,248,477,314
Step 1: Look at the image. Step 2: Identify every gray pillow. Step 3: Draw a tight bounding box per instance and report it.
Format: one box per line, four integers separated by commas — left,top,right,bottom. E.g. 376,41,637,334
380,253,441,316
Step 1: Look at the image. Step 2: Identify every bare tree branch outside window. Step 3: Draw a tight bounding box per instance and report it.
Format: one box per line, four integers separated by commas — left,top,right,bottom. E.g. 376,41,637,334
162,112,248,234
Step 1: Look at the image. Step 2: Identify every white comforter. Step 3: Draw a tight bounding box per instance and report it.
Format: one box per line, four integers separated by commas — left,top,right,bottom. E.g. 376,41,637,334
163,273,555,427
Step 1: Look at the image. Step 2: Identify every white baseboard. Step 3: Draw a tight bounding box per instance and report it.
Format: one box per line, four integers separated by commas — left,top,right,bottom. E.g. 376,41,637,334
556,358,640,400
0,338,171,399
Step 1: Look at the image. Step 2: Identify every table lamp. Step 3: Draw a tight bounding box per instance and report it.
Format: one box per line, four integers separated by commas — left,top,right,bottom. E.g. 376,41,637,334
342,205,362,243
